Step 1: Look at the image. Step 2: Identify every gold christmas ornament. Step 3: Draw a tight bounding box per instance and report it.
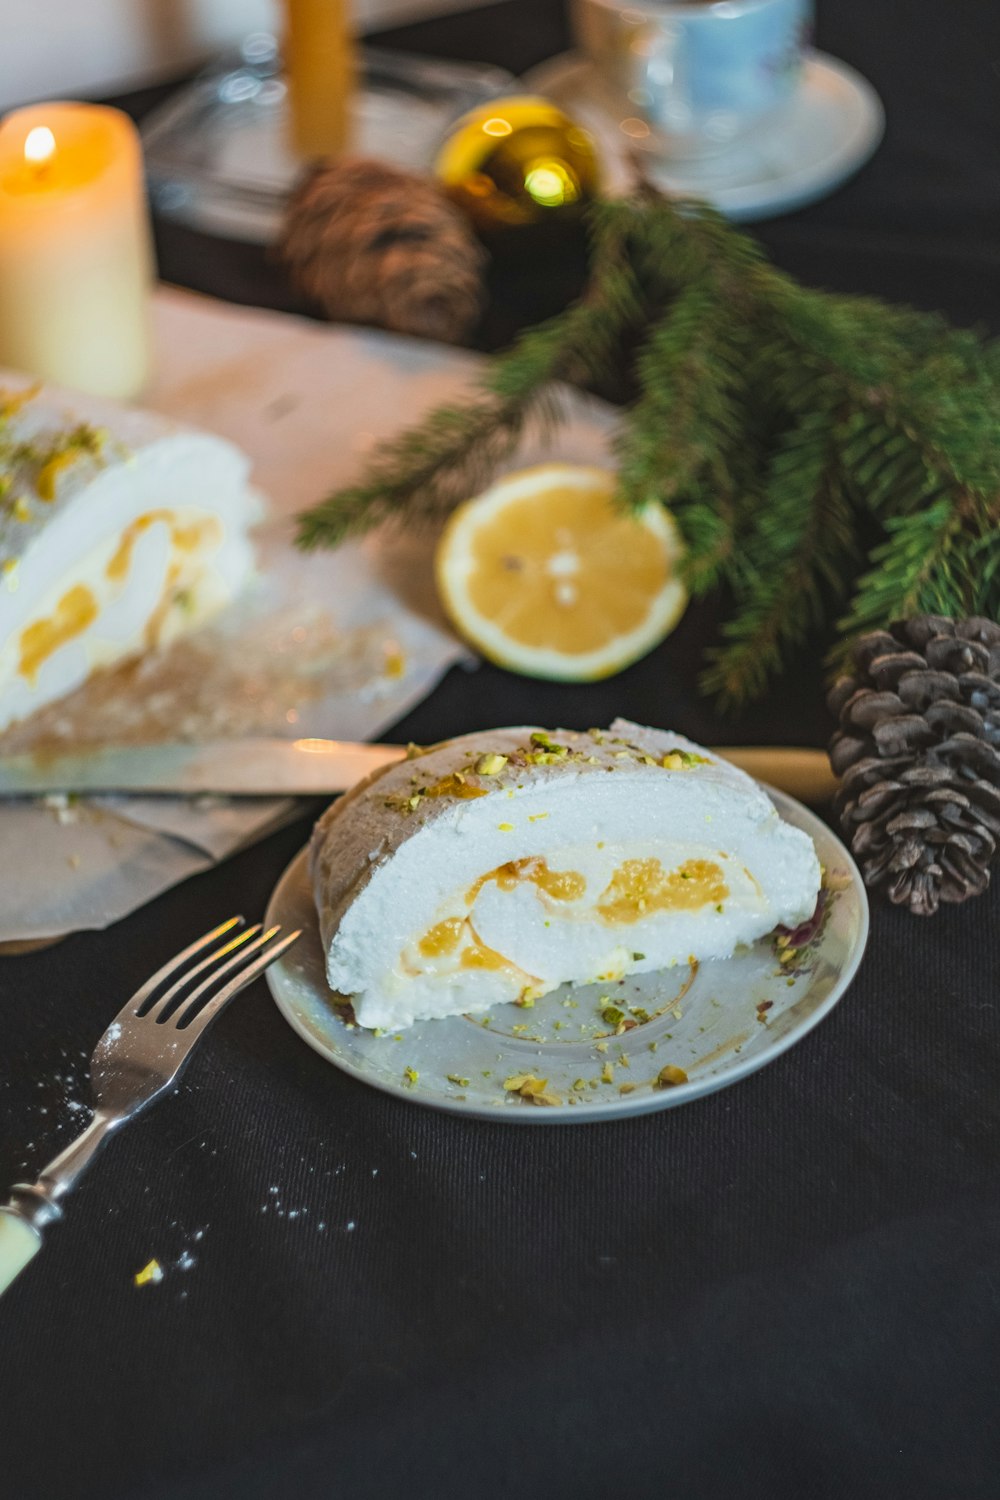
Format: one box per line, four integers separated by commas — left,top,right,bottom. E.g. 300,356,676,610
435,95,600,233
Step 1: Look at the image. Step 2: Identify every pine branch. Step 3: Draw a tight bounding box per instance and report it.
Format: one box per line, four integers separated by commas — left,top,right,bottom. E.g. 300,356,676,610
614,283,749,508
765,279,1000,513
611,197,767,593
297,207,642,550
295,188,1000,707
701,412,854,704
833,498,967,653
296,394,544,550
672,495,740,596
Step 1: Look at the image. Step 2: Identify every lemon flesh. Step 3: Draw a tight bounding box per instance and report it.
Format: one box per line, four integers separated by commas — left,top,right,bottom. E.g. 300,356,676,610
434,464,687,680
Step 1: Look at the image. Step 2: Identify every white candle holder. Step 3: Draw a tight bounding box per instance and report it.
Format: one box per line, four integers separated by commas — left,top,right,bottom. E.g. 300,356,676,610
141,36,514,245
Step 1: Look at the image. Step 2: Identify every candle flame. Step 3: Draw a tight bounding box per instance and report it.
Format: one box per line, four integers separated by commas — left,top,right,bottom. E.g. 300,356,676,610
24,126,56,165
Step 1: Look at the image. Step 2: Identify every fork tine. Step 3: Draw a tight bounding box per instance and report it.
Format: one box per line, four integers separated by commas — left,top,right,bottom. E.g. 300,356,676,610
121,916,245,1020
142,924,263,1022
174,928,301,1037
168,925,284,1029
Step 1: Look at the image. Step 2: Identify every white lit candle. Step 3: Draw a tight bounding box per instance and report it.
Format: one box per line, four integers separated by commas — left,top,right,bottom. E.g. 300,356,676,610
0,102,153,400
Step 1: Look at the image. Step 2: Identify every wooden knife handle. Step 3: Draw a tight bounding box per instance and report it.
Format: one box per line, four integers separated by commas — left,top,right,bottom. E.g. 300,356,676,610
714,747,838,806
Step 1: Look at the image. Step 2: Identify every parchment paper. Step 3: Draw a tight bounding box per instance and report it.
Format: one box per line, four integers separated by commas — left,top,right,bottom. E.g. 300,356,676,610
0,287,613,941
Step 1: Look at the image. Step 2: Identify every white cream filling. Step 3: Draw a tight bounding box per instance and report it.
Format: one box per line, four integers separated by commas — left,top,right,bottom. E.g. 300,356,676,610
0,510,246,730
469,841,765,979
0,433,259,732
331,774,821,1032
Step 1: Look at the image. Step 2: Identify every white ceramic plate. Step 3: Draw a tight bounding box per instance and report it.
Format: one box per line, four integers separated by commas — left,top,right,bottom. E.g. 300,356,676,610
523,49,885,222
265,787,869,1124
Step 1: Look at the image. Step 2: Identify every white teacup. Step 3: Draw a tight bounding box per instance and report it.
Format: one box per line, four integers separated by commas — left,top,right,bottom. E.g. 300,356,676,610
572,0,814,160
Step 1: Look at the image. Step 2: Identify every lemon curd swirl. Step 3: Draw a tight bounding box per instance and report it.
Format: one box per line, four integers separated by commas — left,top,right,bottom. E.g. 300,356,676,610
417,918,508,971
596,858,728,922
466,856,587,905
18,584,98,683
413,854,730,979
15,510,222,683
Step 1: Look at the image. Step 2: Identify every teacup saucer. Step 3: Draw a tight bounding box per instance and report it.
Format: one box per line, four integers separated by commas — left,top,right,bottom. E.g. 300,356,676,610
523,49,884,221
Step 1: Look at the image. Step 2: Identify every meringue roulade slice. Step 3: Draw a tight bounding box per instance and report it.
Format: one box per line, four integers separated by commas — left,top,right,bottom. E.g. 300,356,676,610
310,720,822,1033
0,381,260,734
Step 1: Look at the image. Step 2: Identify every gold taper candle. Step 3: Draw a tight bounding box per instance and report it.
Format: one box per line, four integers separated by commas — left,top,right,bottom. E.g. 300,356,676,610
0,103,152,400
284,0,357,159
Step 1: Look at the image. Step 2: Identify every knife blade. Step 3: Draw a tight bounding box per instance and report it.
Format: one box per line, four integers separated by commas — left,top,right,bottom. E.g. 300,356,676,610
0,737,837,804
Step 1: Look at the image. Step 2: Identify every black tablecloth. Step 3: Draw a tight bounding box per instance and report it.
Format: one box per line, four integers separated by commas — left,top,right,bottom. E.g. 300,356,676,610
4,5,1000,1497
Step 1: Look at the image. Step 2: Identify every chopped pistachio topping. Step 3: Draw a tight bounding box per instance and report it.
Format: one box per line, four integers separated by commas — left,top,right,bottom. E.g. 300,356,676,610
1,391,115,559
475,752,508,776
134,1259,163,1287
529,730,565,753
503,1073,561,1106
403,1066,419,1086
447,1074,470,1087
656,1064,688,1088
660,750,709,770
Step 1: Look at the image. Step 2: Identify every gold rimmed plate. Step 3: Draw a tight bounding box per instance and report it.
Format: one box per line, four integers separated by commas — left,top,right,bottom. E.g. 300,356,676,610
264,789,868,1123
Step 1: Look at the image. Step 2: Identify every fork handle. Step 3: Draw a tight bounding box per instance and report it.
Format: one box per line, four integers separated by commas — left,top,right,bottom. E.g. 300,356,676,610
0,1210,43,1296
0,1110,118,1298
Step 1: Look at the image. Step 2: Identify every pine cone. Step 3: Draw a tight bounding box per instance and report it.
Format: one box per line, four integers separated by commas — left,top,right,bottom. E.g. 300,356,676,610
279,157,487,344
828,615,1000,916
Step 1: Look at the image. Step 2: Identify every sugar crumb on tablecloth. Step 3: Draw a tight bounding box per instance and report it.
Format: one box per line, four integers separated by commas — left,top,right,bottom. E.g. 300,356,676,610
133,1225,208,1286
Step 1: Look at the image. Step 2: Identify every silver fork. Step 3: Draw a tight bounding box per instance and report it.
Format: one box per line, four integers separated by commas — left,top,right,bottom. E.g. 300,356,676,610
0,915,299,1296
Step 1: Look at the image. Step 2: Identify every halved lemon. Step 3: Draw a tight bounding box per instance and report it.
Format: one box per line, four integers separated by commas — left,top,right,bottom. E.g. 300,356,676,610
434,464,687,681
